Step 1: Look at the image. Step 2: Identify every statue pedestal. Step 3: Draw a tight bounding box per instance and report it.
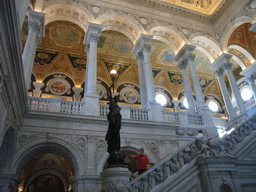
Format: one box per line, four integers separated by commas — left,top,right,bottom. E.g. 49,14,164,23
101,167,131,192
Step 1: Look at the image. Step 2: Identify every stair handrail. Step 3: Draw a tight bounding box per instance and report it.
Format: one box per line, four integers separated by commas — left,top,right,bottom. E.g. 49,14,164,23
128,113,256,191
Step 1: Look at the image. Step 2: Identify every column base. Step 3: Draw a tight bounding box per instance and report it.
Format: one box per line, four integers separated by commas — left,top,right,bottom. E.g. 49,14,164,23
0,174,19,192
83,93,100,116
197,107,218,138
146,100,163,121
101,167,131,192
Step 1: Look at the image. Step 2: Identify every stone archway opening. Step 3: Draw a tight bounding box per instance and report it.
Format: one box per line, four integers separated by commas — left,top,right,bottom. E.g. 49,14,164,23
14,142,80,192
19,153,72,192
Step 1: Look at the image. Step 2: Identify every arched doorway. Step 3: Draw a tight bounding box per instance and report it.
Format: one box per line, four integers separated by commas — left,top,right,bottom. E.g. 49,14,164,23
14,142,80,192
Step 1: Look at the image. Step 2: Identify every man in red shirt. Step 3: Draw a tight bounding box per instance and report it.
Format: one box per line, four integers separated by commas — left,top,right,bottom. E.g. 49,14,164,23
129,148,155,175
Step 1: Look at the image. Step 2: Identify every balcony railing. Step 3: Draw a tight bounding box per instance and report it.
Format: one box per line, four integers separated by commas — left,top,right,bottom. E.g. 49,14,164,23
162,111,179,123
130,108,148,120
28,97,204,126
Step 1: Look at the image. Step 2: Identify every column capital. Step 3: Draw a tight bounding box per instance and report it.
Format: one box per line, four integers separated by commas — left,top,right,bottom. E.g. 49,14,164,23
187,54,195,63
240,61,256,77
135,52,144,62
214,68,225,77
173,44,196,63
223,62,233,71
83,22,103,45
210,53,232,71
177,59,189,71
28,11,45,37
132,34,153,55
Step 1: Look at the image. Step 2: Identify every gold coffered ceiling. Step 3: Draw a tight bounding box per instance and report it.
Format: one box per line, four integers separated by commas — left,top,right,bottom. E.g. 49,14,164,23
159,0,224,14
125,0,232,21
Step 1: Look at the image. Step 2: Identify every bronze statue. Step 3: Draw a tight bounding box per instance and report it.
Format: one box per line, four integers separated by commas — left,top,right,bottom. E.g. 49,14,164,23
105,84,122,154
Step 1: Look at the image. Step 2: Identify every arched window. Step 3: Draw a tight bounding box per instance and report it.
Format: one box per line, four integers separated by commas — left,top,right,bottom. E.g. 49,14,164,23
182,97,189,109
155,93,167,106
240,87,253,102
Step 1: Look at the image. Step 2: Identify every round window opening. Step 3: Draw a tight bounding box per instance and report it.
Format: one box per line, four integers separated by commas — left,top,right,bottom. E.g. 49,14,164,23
182,97,189,109
241,87,253,101
208,100,219,112
156,94,167,106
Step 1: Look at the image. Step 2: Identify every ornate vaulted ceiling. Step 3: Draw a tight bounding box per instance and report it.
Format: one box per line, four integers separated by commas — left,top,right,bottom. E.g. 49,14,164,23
22,0,254,114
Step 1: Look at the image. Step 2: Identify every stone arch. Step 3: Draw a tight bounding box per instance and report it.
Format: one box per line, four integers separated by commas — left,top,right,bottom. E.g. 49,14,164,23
228,45,255,69
190,34,222,61
43,4,95,32
147,25,187,53
221,16,255,53
11,138,84,176
97,13,145,44
23,169,69,192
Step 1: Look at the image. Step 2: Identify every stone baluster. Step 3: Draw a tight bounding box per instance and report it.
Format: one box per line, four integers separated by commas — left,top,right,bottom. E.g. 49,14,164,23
72,87,83,102
22,11,45,90
178,60,196,113
172,100,181,112
83,23,102,116
215,68,236,120
32,82,44,97
224,62,246,113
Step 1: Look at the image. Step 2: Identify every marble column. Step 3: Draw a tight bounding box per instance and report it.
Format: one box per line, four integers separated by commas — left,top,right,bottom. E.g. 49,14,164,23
32,82,44,97
135,52,148,107
247,74,256,102
178,60,196,113
132,34,162,121
22,11,45,90
215,68,236,120
224,62,246,113
16,0,30,29
142,44,156,103
83,23,102,116
187,55,206,109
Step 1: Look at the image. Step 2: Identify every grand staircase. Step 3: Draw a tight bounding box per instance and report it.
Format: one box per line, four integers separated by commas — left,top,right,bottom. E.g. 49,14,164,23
128,114,256,192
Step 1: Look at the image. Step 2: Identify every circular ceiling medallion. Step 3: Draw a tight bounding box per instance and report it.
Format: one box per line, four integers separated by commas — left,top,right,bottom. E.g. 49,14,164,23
112,40,132,54
52,26,79,46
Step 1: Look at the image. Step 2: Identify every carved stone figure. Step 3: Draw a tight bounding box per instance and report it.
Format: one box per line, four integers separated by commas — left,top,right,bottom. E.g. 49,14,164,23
183,147,192,164
152,167,165,185
168,156,181,174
